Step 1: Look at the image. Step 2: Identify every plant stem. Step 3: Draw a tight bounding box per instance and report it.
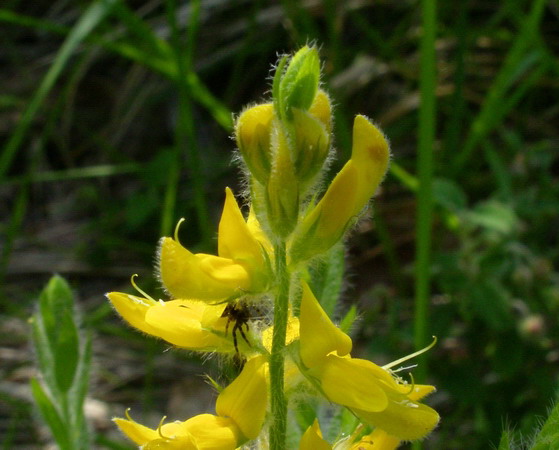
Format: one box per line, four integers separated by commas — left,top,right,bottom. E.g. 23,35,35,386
269,241,289,449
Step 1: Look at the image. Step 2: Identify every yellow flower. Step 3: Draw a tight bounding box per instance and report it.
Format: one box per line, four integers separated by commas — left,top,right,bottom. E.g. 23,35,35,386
114,413,241,450
299,281,352,368
347,429,401,450
299,386,437,450
106,290,237,353
299,419,331,450
216,355,269,439
346,385,438,450
298,283,439,442
114,355,268,449
299,421,401,450
290,115,390,263
159,187,271,301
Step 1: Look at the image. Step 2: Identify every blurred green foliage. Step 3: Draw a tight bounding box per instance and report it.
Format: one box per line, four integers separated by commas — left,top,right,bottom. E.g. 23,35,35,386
1,0,558,448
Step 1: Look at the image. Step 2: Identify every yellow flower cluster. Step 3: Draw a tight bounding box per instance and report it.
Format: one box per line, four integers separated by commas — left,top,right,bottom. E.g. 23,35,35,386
107,46,439,449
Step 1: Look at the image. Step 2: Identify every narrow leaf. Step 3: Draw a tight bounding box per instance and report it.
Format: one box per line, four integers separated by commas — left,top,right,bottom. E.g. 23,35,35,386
30,379,71,450
39,276,80,392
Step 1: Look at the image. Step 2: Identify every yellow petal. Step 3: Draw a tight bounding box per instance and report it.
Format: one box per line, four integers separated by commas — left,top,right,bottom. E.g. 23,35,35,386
309,89,332,133
235,103,273,183
197,254,250,284
353,390,439,441
143,438,195,449
218,188,268,289
114,412,242,450
350,429,400,450
144,300,231,351
408,384,437,402
106,292,159,336
290,115,390,263
262,316,300,353
113,416,159,445
147,420,197,449
247,206,273,255
319,355,388,412
299,419,331,450
216,355,268,439
180,414,242,450
158,237,251,300
299,282,352,368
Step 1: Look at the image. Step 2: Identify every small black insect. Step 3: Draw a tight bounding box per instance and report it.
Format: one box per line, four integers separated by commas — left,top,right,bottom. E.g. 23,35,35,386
221,302,252,355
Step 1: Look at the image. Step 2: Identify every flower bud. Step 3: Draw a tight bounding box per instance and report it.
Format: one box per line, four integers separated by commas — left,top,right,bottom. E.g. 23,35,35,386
277,46,320,120
289,115,390,263
309,89,332,133
265,127,299,238
292,107,330,185
235,103,274,184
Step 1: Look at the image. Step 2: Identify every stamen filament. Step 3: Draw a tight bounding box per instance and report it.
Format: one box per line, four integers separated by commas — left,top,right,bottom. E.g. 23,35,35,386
174,218,186,242
383,336,437,370
130,274,156,301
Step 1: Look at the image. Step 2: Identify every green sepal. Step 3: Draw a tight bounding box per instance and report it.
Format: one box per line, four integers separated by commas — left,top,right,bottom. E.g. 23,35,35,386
531,401,559,450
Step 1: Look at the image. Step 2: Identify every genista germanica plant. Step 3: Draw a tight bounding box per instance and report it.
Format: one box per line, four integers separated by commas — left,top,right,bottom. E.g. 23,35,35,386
107,46,439,450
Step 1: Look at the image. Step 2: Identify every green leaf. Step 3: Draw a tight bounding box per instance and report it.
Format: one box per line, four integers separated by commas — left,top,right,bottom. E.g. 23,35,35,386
39,276,80,393
39,276,74,341
30,379,71,450
531,402,559,450
465,201,518,235
339,305,357,335
30,312,56,390
53,311,80,393
73,332,93,419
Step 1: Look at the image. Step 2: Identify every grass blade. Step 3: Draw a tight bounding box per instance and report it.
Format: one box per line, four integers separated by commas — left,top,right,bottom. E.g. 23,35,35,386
452,0,547,171
0,0,117,179
30,379,71,450
413,0,437,373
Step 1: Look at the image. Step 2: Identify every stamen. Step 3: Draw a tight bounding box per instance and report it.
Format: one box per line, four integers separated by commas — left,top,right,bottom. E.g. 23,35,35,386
391,364,418,373
174,218,186,242
130,274,155,301
403,373,416,395
157,416,169,439
383,336,437,370
125,408,133,421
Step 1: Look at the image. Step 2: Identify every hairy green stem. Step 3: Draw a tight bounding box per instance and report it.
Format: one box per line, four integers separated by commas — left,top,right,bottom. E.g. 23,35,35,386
269,241,289,449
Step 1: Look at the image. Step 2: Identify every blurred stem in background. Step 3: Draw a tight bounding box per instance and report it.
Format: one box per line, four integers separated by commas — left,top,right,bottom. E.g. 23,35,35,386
163,0,210,242
414,0,437,390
